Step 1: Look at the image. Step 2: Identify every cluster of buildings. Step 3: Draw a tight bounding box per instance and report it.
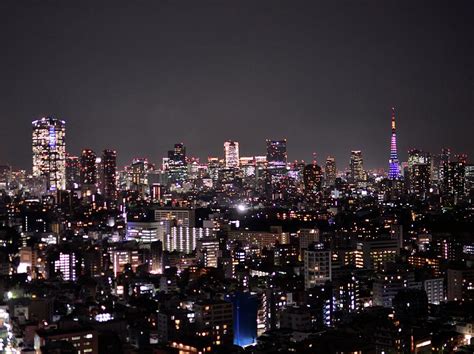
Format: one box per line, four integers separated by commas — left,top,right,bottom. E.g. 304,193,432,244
0,111,473,353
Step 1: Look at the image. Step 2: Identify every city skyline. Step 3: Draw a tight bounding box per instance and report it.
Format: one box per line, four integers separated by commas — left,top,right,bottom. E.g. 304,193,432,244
1,1,473,169
2,109,472,173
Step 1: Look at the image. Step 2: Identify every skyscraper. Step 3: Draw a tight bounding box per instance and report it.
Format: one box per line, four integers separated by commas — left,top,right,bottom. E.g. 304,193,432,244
325,156,337,187
440,148,451,186
303,163,322,194
350,150,364,183
65,153,80,190
388,107,401,180
80,149,97,193
167,143,187,185
224,141,240,168
32,117,66,191
407,149,431,198
129,158,152,196
445,155,467,203
102,149,117,201
266,139,287,168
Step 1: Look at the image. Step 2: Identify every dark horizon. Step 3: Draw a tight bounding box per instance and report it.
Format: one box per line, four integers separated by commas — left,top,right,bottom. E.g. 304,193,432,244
1,0,473,170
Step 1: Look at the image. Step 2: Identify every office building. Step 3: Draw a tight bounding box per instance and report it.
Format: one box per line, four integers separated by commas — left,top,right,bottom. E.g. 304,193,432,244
80,149,97,194
101,149,117,201
445,156,467,203
53,252,77,281
165,226,213,253
361,238,399,271
129,158,152,196
424,278,445,305
350,150,365,183
325,156,337,187
32,117,66,191
65,154,80,190
167,143,187,185
154,207,195,228
303,163,322,194
227,292,258,347
224,141,240,168
266,139,287,175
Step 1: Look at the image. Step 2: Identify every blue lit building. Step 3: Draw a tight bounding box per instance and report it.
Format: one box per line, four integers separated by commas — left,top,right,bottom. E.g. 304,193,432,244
227,292,257,347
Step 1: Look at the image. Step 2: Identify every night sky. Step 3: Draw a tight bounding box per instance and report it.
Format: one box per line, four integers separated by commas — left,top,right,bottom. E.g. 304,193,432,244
1,0,473,170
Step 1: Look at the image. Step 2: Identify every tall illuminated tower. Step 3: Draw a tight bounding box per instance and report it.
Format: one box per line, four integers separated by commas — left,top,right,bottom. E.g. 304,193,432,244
388,107,401,180
32,117,66,191
224,140,240,168
80,148,97,194
102,149,117,201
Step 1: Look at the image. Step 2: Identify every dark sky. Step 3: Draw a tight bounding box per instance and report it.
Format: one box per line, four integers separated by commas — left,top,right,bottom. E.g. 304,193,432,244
1,0,473,170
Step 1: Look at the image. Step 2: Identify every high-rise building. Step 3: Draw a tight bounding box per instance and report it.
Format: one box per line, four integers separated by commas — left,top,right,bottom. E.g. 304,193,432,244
373,271,422,307
266,139,287,170
350,150,365,183
361,238,399,271
408,149,431,198
165,226,213,253
304,243,332,289
445,155,467,203
32,117,66,191
388,107,401,180
408,149,431,171
167,143,187,185
129,158,151,196
65,154,80,190
101,149,117,201
440,148,451,185
423,278,445,305
80,149,97,193
325,156,337,187
224,141,240,168
303,163,322,194
53,252,77,281
196,238,219,268
194,300,233,346
154,207,196,228
227,292,258,347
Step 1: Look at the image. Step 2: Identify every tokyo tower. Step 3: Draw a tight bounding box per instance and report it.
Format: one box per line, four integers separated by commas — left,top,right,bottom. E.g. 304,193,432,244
388,107,401,180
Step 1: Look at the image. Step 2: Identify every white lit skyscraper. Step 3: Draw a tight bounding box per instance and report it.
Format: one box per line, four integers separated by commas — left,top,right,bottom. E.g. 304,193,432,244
224,140,240,168
32,117,66,191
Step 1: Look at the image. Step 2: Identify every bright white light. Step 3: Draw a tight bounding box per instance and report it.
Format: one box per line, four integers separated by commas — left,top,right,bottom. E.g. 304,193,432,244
237,204,246,212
